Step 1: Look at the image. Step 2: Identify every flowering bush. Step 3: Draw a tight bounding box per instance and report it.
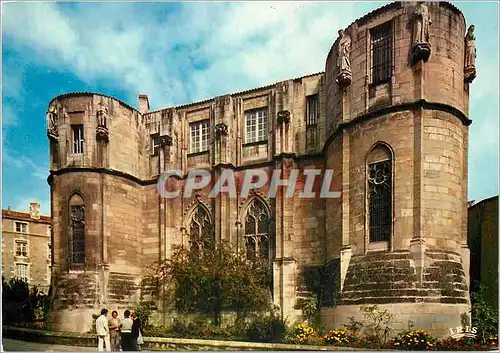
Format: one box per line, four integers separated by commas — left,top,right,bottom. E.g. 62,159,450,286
321,329,357,346
435,336,476,351
289,323,319,344
390,329,437,350
486,334,498,348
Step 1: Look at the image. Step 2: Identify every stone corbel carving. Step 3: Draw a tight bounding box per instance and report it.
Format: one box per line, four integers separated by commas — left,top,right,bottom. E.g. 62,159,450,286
336,29,352,88
215,123,228,139
46,105,59,140
464,25,477,83
96,107,109,142
277,110,291,125
411,2,432,65
159,134,173,147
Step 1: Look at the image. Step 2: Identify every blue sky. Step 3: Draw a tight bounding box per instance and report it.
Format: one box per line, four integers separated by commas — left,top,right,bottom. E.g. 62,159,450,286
2,1,498,215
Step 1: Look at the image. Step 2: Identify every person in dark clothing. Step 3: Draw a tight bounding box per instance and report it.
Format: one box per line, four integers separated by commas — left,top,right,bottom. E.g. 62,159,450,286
131,311,142,351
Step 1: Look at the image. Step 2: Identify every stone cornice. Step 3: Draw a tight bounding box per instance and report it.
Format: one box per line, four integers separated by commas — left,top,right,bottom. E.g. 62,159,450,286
47,153,325,187
322,99,472,154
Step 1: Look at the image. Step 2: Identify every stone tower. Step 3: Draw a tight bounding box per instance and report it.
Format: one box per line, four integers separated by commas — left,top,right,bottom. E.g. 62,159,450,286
321,1,473,333
46,1,474,336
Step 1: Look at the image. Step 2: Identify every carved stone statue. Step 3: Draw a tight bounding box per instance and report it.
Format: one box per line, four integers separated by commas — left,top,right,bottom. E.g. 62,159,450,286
464,24,477,82
411,2,432,65
338,29,351,73
413,2,431,44
97,107,108,128
96,107,109,141
336,29,352,88
46,105,58,139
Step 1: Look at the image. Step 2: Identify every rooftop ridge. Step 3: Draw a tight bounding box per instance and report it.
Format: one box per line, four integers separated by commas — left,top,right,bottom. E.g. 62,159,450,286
144,71,325,116
2,209,51,222
48,92,141,114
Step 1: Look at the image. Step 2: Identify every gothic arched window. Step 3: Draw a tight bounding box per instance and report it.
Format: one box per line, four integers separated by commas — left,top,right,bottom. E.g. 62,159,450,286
188,205,214,252
244,198,272,262
367,144,392,243
69,194,85,265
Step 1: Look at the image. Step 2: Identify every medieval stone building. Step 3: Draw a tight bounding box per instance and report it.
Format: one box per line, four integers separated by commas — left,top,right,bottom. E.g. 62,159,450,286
46,1,476,336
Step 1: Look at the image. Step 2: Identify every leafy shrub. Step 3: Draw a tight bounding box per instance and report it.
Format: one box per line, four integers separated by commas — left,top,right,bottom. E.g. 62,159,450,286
360,305,394,344
298,297,318,321
169,316,212,338
135,301,155,329
143,325,170,338
390,329,437,350
342,316,363,335
2,278,47,325
471,284,498,344
246,314,288,343
321,329,357,346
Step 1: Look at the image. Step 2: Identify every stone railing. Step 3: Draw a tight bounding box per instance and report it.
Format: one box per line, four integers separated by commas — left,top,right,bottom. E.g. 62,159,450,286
3,326,362,351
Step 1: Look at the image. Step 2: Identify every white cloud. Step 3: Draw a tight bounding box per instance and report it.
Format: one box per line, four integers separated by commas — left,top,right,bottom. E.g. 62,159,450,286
1,1,375,109
3,148,48,181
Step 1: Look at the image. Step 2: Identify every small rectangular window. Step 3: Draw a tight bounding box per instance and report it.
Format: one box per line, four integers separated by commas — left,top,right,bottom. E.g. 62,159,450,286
245,109,267,144
15,222,27,233
189,120,210,153
15,240,28,257
371,22,392,85
306,95,319,126
150,133,160,156
16,263,29,282
72,125,84,154
47,243,52,261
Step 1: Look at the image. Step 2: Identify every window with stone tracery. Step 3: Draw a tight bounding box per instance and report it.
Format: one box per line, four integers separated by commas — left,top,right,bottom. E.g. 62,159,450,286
188,206,214,252
69,194,85,265
367,144,392,243
244,198,272,262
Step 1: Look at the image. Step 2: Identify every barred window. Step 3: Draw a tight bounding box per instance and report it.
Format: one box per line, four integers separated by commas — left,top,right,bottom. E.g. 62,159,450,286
245,109,267,143
371,22,392,85
367,146,392,243
69,194,85,265
306,95,319,126
72,125,84,154
15,240,28,257
244,198,272,262
150,133,160,156
190,120,210,153
16,263,29,282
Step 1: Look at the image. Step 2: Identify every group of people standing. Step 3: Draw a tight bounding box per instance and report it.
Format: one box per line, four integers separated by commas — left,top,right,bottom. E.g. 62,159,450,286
95,308,143,351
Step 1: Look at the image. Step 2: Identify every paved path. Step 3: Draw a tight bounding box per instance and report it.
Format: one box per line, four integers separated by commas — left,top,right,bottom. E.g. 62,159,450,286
2,338,96,352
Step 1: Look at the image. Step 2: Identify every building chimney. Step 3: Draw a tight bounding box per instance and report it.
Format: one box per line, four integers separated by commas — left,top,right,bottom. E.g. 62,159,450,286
29,201,40,219
138,94,150,114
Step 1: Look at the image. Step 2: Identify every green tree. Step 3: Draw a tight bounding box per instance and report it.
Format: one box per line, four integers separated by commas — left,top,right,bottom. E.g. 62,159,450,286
2,277,45,325
152,241,272,326
471,284,498,344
